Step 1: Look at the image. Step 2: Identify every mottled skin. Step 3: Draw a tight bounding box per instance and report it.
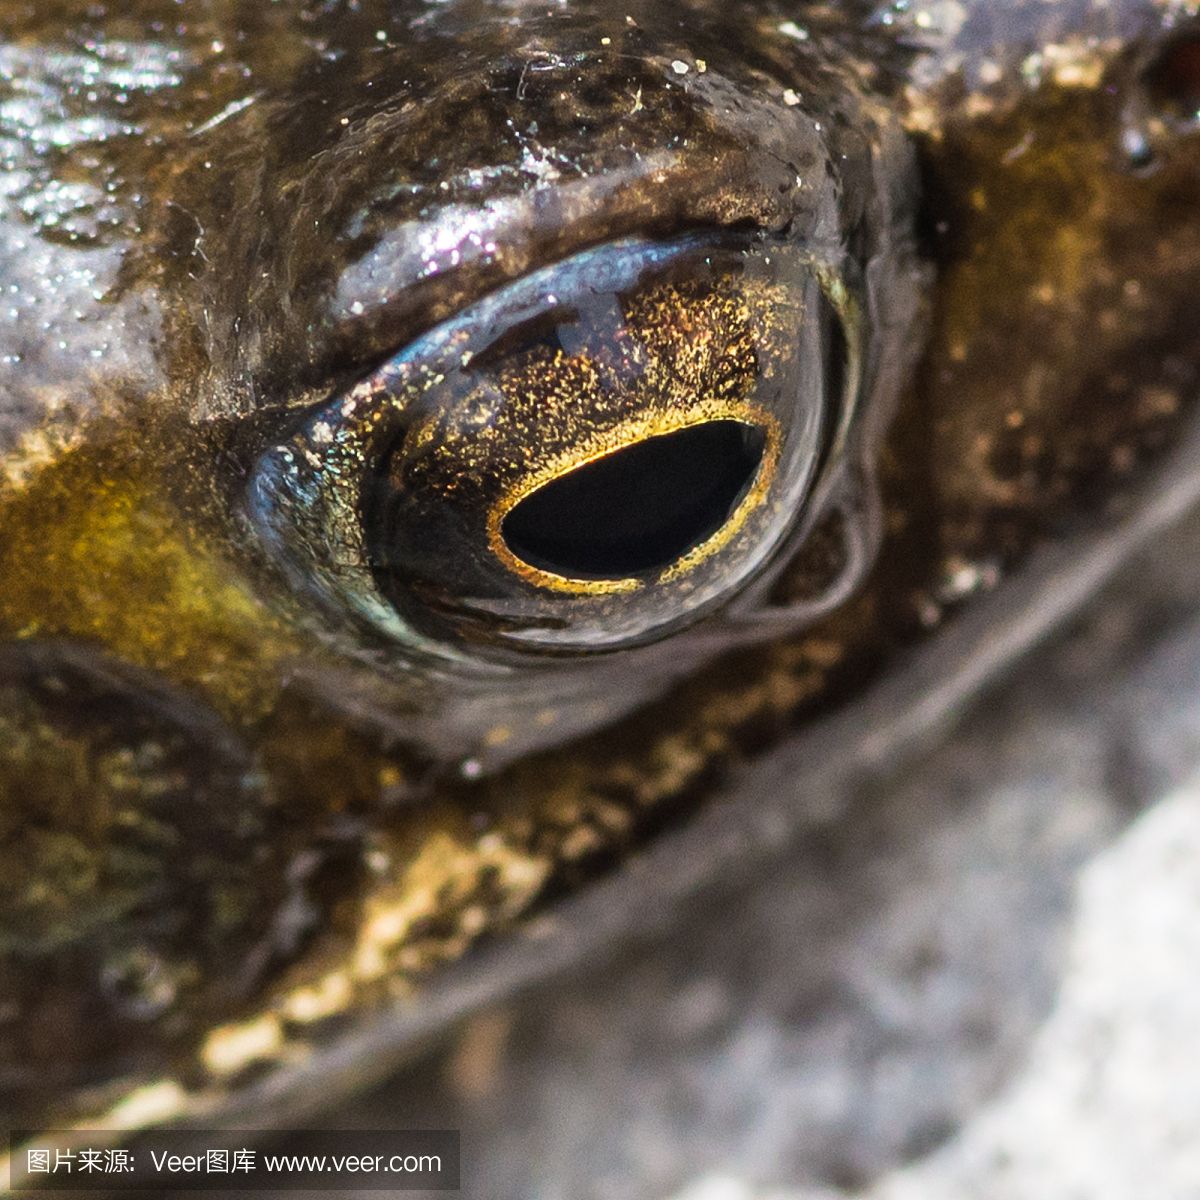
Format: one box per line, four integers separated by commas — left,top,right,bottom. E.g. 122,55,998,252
1,0,1199,1142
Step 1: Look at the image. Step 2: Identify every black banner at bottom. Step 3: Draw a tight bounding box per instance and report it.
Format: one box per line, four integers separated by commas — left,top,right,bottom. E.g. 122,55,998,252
9,1130,460,1191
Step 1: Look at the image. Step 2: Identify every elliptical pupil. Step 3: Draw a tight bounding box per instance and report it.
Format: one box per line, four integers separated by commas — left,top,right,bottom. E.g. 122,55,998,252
501,420,765,580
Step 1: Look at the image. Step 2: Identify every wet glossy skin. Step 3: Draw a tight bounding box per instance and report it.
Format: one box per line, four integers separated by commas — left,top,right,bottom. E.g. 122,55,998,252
2,0,1200,1138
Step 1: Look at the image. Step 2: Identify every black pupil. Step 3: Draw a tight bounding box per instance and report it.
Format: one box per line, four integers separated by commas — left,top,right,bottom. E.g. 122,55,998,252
501,420,766,580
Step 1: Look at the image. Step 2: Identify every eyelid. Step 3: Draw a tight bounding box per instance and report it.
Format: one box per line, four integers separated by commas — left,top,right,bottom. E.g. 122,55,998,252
360,233,721,375
314,229,699,405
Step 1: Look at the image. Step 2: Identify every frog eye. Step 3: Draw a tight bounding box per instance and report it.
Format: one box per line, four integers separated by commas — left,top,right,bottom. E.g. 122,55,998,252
250,234,851,659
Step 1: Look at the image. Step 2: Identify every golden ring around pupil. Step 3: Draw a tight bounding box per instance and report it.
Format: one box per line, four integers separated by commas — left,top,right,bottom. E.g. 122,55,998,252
486,403,782,596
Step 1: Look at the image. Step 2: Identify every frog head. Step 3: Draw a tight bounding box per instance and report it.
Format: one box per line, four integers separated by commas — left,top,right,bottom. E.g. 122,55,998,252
2,0,1199,1140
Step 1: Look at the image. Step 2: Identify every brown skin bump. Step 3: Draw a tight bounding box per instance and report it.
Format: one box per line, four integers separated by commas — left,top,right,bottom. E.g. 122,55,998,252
1,0,1199,1135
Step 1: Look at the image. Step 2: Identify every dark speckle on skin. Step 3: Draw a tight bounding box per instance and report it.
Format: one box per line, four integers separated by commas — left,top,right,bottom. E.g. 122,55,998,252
1,0,1199,1144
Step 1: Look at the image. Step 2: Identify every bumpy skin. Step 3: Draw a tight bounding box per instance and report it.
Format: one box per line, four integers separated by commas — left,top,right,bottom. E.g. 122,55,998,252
1,0,1199,1139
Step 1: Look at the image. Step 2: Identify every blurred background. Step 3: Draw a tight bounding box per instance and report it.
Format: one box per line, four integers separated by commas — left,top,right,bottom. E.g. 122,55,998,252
274,503,1200,1200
